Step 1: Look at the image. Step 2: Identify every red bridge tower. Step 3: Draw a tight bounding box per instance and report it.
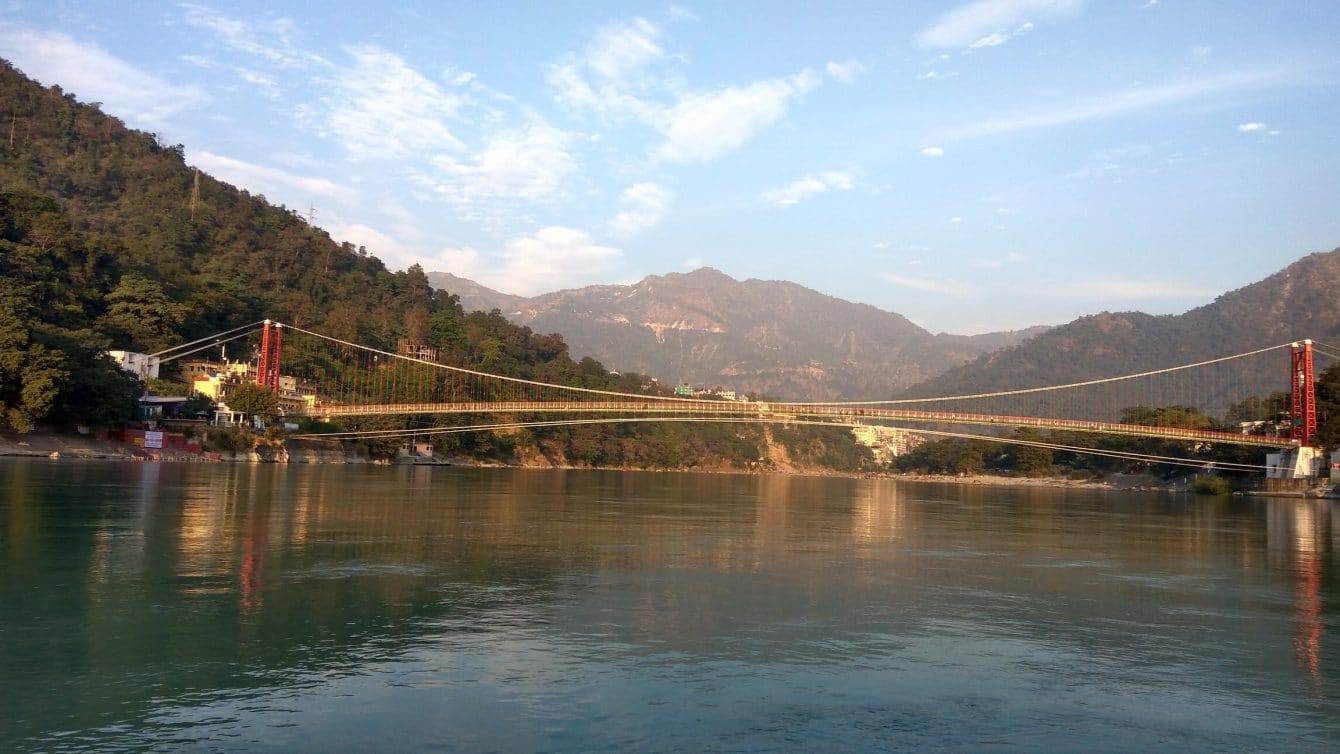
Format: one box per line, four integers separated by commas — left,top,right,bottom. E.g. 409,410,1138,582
1290,340,1316,445
256,320,283,393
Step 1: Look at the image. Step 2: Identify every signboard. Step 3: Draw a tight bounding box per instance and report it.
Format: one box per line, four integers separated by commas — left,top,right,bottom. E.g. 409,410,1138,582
143,431,164,449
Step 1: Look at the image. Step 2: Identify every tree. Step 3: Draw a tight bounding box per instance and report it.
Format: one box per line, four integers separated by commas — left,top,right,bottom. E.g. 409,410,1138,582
227,383,278,422
0,303,68,432
1007,428,1054,477
1225,392,1291,425
1317,363,1340,450
1120,405,1214,430
54,354,140,428
99,274,185,352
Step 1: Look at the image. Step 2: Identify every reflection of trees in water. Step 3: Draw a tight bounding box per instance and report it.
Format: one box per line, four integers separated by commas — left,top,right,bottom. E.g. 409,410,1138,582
2,464,579,748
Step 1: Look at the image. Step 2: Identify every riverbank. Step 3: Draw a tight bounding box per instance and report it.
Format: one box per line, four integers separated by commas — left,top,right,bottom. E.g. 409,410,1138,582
5,430,1332,496
0,431,1162,491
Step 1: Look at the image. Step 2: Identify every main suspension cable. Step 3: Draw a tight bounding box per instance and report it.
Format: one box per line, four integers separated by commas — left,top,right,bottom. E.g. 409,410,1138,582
150,321,265,358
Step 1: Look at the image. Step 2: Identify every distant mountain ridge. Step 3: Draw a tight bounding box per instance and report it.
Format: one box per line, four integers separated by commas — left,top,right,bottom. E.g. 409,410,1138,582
901,247,1340,400
429,267,1047,400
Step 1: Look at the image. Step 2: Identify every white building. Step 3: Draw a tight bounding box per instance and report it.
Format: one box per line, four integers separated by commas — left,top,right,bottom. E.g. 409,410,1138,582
851,425,921,463
106,350,161,380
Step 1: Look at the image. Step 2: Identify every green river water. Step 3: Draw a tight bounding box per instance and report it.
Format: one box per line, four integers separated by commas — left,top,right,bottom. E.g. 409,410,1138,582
1,460,1337,751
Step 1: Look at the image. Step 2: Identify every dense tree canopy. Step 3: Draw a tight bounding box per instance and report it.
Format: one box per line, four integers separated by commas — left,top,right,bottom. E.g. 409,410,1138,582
1316,363,1340,450
0,190,138,430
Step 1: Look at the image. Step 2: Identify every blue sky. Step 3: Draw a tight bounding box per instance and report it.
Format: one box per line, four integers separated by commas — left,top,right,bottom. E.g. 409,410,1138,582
2,1,1338,333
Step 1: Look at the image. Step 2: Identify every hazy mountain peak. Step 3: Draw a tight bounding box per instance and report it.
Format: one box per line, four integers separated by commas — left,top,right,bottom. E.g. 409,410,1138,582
428,268,1045,400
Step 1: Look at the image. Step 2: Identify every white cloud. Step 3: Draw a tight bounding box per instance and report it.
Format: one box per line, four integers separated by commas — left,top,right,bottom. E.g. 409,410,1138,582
179,3,323,69
917,70,958,80
547,18,665,120
328,222,411,262
550,19,823,164
760,170,854,207
608,182,673,238
234,67,280,97
302,46,574,227
1237,121,1267,132
437,227,623,295
323,45,468,160
971,252,1027,268
180,53,218,69
966,22,1034,50
189,150,357,202
882,273,969,295
426,121,576,208
0,28,207,126
920,146,946,157
949,216,963,224
916,0,1084,49
825,59,867,84
586,17,664,81
653,70,821,163
944,68,1288,140
682,256,704,269
968,32,1010,49
434,245,481,273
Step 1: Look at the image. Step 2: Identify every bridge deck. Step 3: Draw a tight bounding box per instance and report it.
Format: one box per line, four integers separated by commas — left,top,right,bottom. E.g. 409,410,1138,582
299,400,1297,448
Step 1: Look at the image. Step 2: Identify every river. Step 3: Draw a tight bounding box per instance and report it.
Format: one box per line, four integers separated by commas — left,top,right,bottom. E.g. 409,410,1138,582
1,460,1337,751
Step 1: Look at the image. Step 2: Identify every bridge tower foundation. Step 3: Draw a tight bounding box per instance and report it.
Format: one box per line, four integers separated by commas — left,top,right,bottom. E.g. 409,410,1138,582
1266,446,1325,480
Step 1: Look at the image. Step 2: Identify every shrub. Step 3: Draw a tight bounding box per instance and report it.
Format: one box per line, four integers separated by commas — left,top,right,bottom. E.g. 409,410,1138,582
204,427,254,453
1192,474,1232,495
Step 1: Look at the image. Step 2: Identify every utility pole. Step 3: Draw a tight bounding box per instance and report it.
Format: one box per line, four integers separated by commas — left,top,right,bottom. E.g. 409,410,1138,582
306,204,318,225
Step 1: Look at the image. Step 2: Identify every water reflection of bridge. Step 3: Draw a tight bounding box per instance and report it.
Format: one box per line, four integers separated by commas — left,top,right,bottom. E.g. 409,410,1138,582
1267,499,1337,685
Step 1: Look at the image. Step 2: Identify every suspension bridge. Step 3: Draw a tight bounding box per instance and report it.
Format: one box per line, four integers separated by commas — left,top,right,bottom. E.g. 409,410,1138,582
146,319,1340,473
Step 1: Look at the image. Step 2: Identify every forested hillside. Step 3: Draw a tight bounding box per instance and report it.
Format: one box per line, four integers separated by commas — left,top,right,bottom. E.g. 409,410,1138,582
0,60,867,471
